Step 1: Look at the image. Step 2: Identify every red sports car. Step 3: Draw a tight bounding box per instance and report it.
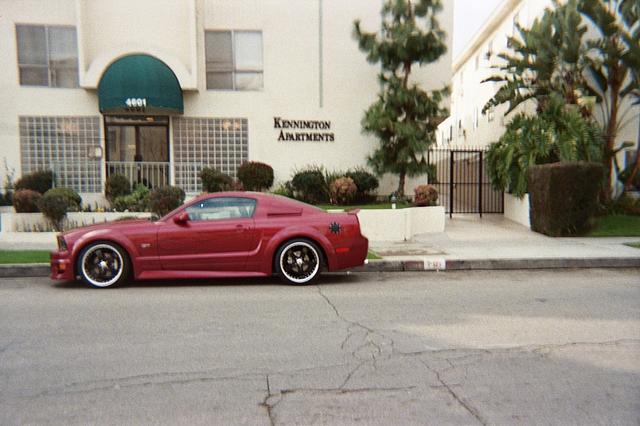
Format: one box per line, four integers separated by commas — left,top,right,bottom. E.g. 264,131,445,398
50,192,368,288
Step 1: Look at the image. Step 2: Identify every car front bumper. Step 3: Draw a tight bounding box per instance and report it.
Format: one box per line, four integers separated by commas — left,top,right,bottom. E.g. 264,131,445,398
50,250,74,280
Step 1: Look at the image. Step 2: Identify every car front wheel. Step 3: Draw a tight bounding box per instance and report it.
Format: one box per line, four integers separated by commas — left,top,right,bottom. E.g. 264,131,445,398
77,242,130,288
276,239,323,285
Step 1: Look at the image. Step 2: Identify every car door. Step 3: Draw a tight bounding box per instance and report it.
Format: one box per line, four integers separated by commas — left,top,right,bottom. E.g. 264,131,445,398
157,197,258,271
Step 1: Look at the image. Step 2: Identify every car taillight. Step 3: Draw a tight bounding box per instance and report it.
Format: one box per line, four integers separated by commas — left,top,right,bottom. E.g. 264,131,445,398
57,236,67,251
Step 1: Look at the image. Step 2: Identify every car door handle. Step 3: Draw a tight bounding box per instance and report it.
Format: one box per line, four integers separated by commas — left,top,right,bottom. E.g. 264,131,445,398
235,224,245,232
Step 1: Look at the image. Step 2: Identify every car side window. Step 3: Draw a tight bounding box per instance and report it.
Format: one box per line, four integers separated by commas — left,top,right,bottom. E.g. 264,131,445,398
185,197,257,222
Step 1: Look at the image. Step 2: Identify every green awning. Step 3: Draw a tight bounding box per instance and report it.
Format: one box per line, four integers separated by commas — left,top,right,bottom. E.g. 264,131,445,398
98,54,183,114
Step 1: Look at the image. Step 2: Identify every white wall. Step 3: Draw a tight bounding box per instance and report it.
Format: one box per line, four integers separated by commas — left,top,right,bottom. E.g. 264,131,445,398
0,0,453,197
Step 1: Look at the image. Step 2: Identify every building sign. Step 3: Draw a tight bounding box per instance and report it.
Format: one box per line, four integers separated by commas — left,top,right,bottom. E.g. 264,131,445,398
274,117,335,142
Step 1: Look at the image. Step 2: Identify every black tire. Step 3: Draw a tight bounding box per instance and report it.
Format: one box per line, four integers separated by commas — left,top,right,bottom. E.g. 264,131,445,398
275,239,323,285
76,242,130,288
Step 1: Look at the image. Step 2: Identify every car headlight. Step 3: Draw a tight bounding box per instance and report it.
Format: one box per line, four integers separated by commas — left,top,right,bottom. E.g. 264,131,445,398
57,236,68,251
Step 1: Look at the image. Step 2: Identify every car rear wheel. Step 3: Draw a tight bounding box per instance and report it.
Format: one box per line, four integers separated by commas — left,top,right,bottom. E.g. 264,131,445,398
77,242,130,288
276,239,322,285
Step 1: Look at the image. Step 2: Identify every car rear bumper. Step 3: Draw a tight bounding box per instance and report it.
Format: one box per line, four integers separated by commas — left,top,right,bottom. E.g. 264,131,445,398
50,250,74,280
332,235,368,271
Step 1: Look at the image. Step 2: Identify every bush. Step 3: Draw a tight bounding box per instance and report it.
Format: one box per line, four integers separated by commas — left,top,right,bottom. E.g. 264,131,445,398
112,184,150,212
291,166,329,204
200,167,233,192
12,189,41,213
237,162,274,191
38,192,68,231
14,170,53,194
345,168,379,202
148,186,185,216
44,188,82,212
329,177,357,205
414,184,438,206
272,181,294,198
528,162,603,236
0,192,11,206
105,174,131,201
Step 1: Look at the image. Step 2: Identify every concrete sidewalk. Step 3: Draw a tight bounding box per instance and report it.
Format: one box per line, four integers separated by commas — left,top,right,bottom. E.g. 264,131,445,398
1,215,639,276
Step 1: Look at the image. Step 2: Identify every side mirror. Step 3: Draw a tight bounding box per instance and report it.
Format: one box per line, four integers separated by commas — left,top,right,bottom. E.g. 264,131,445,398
173,212,190,224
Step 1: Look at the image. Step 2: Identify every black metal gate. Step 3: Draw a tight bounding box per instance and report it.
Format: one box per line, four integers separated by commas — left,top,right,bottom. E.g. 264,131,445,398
427,148,503,217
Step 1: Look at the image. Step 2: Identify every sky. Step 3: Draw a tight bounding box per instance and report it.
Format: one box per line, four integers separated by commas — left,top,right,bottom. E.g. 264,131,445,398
453,0,504,59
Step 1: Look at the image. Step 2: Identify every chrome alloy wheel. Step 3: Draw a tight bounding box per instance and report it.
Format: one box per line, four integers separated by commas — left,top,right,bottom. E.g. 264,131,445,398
81,244,124,288
279,241,320,284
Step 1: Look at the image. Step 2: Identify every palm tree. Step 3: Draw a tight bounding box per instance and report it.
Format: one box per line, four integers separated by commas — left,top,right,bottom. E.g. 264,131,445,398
579,0,640,198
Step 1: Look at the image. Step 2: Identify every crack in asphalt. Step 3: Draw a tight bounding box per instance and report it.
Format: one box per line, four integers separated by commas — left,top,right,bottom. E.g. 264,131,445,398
260,375,277,426
421,359,488,425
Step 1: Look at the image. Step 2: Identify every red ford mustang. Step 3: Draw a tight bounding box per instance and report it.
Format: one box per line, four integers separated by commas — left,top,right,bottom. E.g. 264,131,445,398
50,192,368,288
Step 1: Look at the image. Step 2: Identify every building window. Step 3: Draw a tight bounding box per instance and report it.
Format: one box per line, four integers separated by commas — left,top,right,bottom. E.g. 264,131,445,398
16,24,78,88
486,39,494,60
173,117,249,192
19,116,101,192
205,30,263,90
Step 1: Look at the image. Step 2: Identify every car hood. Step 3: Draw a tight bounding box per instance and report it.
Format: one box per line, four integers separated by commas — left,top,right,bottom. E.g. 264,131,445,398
61,219,153,239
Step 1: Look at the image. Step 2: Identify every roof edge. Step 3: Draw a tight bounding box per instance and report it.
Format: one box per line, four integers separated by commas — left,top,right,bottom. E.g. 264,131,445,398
452,0,524,74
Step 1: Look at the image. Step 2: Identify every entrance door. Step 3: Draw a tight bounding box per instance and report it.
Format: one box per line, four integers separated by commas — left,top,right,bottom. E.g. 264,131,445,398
105,115,170,189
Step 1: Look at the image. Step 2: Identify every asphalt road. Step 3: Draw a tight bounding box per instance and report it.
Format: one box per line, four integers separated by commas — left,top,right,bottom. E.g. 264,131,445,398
1,269,639,425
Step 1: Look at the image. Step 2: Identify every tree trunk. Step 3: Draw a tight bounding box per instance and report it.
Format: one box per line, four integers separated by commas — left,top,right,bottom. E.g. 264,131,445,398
397,170,406,199
601,66,621,203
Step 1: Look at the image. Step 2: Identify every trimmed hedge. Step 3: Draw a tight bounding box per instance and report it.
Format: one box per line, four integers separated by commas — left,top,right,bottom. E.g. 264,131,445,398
414,184,438,207
44,188,82,212
237,161,274,191
528,162,603,236
14,170,53,194
329,177,357,205
200,167,233,192
13,189,42,213
291,167,328,204
148,186,185,217
38,192,68,231
105,174,131,201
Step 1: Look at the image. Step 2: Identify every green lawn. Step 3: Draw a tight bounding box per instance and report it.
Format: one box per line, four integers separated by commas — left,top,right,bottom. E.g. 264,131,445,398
588,215,640,237
0,250,50,264
625,242,640,249
367,250,382,260
319,202,411,211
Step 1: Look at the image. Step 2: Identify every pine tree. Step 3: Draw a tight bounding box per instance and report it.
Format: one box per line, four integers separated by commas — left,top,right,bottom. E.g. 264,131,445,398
354,0,449,198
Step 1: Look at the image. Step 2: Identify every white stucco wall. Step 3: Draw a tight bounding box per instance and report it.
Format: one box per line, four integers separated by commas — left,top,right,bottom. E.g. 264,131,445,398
0,0,454,198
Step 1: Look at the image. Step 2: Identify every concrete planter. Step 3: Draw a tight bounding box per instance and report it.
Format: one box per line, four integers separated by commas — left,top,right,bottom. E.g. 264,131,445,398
0,212,152,233
504,193,530,228
356,206,445,242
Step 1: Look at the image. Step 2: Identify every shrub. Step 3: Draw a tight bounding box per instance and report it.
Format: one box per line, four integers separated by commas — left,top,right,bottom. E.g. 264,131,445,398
38,192,68,231
272,181,294,198
329,177,357,205
14,170,53,194
237,162,274,191
485,96,602,198
44,188,82,212
148,186,185,216
12,189,41,213
291,166,328,204
112,184,150,212
528,162,603,236
200,167,233,192
414,184,438,206
105,174,131,201
345,168,379,202
0,192,11,206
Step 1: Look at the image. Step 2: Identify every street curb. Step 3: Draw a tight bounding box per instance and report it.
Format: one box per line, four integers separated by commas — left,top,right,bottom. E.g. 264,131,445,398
351,257,640,272
1,257,639,279
0,263,49,278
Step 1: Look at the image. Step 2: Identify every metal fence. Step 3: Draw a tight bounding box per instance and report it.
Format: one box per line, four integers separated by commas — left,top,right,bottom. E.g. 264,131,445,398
105,162,170,190
426,147,503,216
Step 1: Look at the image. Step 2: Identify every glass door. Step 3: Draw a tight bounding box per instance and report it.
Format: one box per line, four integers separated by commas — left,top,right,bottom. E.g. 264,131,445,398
105,116,169,189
